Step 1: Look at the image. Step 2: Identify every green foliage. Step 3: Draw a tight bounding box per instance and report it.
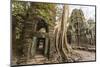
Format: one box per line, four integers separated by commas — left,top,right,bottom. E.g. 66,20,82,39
69,8,95,44
69,8,85,35
30,2,56,26
12,1,30,40
12,1,28,17
86,19,95,37
12,1,56,40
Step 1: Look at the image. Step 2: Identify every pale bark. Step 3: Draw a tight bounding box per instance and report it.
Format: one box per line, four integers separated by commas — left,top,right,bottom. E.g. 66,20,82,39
54,5,82,62
54,5,70,60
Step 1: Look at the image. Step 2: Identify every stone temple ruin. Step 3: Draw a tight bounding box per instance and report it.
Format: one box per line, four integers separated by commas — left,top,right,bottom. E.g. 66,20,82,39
13,16,56,64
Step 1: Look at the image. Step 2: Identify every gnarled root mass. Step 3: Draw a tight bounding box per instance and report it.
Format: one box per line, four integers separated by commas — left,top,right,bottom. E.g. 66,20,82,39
53,5,82,63
54,27,82,63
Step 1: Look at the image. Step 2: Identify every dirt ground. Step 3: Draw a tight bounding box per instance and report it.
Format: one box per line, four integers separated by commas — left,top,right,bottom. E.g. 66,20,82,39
12,49,95,65
26,49,96,64
74,50,95,61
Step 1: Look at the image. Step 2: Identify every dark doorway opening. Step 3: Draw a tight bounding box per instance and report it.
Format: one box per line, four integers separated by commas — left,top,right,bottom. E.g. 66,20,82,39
36,38,45,55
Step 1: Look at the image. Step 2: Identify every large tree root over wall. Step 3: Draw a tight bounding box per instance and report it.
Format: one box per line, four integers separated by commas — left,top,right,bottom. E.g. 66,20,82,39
54,5,82,62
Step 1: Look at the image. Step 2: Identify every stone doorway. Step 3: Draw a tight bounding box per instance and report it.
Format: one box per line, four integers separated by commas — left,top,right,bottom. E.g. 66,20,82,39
36,38,46,55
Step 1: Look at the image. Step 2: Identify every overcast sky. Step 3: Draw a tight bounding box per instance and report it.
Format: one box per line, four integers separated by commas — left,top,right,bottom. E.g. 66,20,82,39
57,4,95,22
69,4,95,22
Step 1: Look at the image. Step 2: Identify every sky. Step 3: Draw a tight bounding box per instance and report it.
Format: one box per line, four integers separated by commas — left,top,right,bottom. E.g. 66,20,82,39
69,4,95,22
57,4,96,22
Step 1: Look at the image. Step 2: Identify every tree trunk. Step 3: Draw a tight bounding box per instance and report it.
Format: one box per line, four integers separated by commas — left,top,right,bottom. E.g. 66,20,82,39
54,5,70,61
54,5,81,62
